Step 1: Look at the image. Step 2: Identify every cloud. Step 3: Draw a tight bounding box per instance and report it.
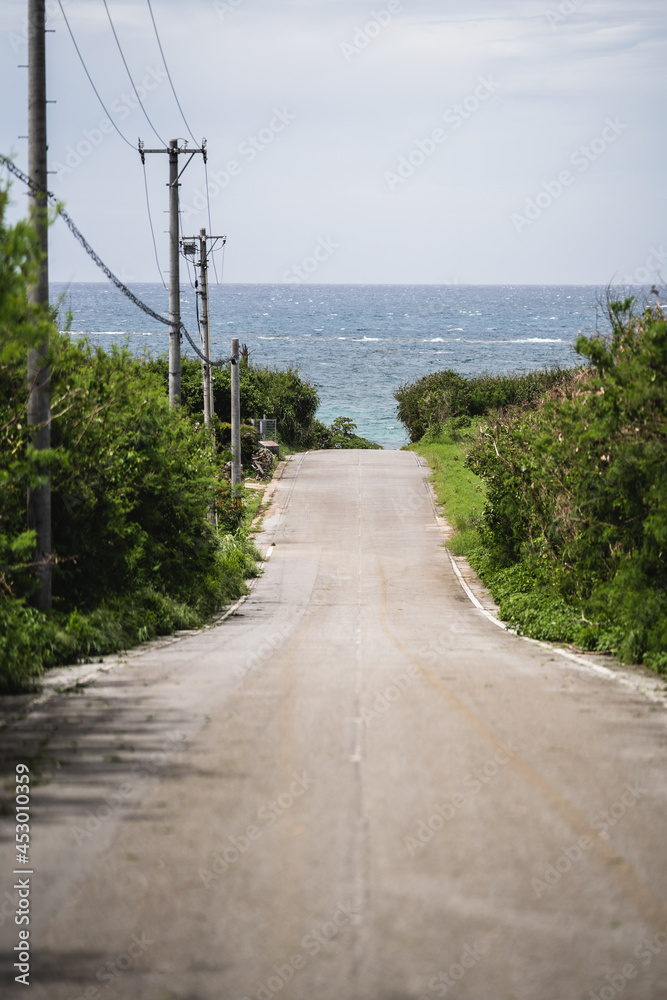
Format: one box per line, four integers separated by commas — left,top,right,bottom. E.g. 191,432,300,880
0,0,665,284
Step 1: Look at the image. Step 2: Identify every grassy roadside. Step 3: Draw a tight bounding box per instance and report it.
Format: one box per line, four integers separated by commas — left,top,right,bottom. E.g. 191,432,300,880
401,301,667,674
0,532,261,693
1,488,266,695
407,421,485,558
408,420,622,654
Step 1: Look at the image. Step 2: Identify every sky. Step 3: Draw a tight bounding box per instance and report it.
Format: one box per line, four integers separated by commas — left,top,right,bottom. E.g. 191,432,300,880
1,0,666,285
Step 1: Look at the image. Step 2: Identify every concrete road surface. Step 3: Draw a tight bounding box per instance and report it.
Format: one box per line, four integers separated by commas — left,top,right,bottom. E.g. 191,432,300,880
2,450,667,1000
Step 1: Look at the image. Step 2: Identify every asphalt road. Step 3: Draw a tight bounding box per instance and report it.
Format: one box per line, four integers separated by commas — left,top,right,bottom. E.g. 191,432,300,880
2,449,667,1000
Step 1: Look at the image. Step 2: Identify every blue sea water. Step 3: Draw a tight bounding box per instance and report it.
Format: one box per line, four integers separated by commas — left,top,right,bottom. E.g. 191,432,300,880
52,283,610,449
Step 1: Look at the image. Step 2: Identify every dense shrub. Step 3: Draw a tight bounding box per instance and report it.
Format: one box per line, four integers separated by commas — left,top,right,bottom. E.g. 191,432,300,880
43,339,227,612
144,356,320,448
464,300,667,665
395,366,580,442
0,332,261,691
0,180,264,691
307,416,381,450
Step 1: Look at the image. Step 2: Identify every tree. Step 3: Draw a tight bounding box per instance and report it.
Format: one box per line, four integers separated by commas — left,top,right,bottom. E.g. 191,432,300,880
0,182,55,608
0,183,53,362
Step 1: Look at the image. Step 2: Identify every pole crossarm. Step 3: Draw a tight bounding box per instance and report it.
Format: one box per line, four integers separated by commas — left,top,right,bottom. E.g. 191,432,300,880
182,234,227,245
138,138,207,406
139,139,207,164
181,234,227,256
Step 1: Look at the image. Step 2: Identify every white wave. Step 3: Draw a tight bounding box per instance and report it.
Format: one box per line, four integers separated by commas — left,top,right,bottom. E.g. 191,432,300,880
68,330,159,337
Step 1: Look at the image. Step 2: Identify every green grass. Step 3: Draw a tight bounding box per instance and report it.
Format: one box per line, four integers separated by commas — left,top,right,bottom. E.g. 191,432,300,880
405,322,667,669
408,420,486,557
239,482,266,529
409,419,601,651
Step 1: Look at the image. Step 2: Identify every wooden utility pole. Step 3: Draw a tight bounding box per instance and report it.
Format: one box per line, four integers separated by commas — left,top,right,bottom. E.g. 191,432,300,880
231,337,241,491
139,138,207,406
27,0,51,610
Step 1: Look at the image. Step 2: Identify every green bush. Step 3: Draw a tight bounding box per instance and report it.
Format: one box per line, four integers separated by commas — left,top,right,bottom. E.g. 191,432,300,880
307,416,382,450
0,530,260,693
395,365,580,442
41,338,228,613
1,184,323,691
215,421,258,468
143,356,320,448
463,300,667,666
1,331,260,691
145,357,379,453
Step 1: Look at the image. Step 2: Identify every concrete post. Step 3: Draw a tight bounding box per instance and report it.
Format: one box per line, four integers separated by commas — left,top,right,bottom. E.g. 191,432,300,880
168,138,181,406
27,0,51,609
231,338,241,491
199,227,212,426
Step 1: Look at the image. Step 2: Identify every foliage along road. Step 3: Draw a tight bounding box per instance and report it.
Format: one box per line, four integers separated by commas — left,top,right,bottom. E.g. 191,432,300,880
1,450,667,999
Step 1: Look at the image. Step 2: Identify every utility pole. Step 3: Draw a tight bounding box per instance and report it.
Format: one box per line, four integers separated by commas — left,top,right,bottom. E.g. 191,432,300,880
27,0,51,610
198,227,211,426
181,229,226,426
231,337,241,492
168,139,180,405
139,137,207,406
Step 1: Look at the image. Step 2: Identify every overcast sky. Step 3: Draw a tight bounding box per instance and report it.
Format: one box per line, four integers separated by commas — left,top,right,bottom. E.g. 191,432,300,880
1,0,665,285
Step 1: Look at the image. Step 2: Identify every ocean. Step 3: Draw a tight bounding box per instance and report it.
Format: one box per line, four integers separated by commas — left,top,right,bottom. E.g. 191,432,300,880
53,282,612,449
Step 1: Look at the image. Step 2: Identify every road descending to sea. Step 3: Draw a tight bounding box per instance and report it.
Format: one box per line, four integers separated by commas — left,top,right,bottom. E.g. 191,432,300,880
2,450,667,1000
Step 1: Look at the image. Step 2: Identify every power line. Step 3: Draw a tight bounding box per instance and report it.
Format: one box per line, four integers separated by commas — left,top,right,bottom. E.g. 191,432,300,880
142,159,166,289
56,0,135,149
101,0,166,146
179,210,196,289
176,195,196,290
220,237,227,282
57,0,169,290
144,0,222,286
203,160,221,285
145,0,197,146
0,155,232,368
